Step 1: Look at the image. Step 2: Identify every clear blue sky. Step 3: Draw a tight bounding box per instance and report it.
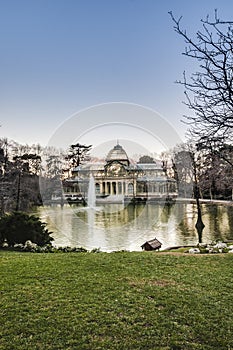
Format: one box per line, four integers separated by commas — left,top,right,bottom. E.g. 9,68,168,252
0,0,232,151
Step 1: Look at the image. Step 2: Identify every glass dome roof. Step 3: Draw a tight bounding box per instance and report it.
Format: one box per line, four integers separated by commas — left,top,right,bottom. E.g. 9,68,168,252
106,144,129,163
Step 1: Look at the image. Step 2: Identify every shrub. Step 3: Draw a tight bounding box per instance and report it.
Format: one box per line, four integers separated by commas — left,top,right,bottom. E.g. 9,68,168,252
0,211,53,247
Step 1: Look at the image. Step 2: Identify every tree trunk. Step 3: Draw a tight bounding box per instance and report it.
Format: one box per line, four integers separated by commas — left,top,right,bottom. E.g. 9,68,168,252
191,152,205,243
195,196,205,243
15,172,21,211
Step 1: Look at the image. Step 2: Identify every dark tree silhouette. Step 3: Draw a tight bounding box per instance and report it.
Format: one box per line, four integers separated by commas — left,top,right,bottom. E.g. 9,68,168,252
65,143,92,168
0,212,53,246
138,155,155,164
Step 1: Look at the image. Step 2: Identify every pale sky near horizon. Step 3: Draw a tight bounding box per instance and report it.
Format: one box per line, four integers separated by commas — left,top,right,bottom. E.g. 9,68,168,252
1,0,232,155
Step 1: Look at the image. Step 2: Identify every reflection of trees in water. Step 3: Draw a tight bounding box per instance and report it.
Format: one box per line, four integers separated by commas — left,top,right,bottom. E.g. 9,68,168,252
175,203,200,241
177,219,197,240
204,204,224,241
159,202,173,224
75,202,233,243
178,220,192,237
176,203,231,243
173,203,204,243
204,204,223,221
201,204,233,242
179,203,226,243
196,224,204,243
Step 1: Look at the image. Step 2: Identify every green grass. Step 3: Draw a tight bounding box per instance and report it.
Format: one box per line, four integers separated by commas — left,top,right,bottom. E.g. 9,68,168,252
0,251,232,350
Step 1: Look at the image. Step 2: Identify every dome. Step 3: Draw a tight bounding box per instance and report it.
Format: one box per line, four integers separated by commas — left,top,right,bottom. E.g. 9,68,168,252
106,143,129,163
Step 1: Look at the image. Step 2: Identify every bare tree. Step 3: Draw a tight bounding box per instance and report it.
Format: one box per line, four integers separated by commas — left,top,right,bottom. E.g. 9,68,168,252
169,10,233,145
197,141,233,199
172,142,205,242
172,146,193,198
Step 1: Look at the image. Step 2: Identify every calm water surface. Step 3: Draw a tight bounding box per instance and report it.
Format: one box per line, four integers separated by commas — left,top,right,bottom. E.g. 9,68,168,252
35,202,233,251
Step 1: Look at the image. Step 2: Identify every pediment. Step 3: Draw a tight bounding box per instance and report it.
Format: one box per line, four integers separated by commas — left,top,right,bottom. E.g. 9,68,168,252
104,161,127,176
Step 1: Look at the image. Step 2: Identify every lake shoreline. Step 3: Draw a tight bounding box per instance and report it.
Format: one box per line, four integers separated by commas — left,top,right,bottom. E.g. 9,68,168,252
176,197,233,205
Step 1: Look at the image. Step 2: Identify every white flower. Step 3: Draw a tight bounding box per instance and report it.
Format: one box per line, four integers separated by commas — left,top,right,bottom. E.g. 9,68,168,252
214,242,227,249
24,240,37,249
189,248,200,254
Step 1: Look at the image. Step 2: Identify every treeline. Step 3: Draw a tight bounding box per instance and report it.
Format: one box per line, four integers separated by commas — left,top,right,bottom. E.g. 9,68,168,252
0,136,232,216
162,141,233,201
0,139,92,214
0,138,63,213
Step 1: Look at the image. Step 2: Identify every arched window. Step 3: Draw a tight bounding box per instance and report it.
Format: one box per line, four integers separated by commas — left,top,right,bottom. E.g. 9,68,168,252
95,183,100,194
128,183,134,194
74,184,79,193
159,184,164,193
118,182,122,194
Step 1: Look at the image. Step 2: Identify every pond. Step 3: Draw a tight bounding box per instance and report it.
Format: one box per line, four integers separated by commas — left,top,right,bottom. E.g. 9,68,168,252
34,201,233,251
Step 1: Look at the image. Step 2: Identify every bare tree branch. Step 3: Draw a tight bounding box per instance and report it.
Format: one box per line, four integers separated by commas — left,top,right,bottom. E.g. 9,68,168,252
169,11,233,145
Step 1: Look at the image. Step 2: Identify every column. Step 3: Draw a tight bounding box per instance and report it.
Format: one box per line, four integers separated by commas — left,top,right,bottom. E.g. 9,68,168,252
100,181,103,195
116,182,118,195
110,182,113,195
133,179,137,196
125,181,128,195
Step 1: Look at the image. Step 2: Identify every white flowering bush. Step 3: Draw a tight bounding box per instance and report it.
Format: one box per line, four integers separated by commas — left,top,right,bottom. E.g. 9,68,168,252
188,241,233,254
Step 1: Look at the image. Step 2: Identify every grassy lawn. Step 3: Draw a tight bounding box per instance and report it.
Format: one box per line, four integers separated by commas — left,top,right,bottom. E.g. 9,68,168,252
0,251,232,350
